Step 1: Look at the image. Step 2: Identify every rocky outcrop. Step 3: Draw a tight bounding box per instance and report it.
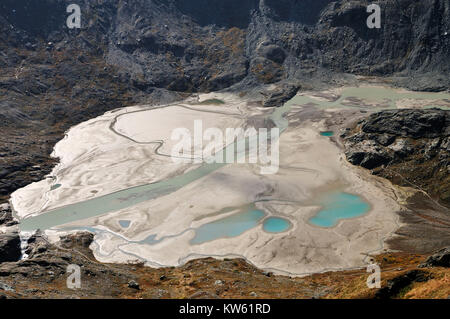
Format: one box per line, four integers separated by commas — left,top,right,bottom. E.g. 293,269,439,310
419,247,450,268
0,204,17,227
0,231,21,263
0,204,20,263
1,231,114,279
360,109,450,139
59,232,94,255
342,109,450,206
262,83,300,107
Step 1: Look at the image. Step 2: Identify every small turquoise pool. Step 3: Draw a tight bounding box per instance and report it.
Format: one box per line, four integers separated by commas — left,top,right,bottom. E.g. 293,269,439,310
50,184,62,191
190,209,265,245
309,192,370,228
119,220,131,228
320,131,334,137
263,217,291,233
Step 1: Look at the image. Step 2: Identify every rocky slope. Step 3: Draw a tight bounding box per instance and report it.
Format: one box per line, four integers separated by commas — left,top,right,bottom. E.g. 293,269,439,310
3,0,447,91
343,109,449,205
342,109,450,254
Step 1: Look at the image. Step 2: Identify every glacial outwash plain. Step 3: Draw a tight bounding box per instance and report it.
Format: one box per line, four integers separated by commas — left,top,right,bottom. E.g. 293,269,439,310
10,88,412,275
1,0,450,299
8,85,450,290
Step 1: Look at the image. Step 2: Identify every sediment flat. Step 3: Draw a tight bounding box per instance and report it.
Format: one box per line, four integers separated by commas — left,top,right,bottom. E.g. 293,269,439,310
13,87,443,276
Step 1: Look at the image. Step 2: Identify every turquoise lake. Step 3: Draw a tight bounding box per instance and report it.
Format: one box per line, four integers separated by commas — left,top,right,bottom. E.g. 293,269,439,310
309,192,370,228
320,131,334,137
263,217,291,233
190,209,265,245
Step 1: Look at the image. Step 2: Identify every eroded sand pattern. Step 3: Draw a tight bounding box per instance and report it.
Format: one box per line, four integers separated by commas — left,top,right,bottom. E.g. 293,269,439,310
11,86,450,276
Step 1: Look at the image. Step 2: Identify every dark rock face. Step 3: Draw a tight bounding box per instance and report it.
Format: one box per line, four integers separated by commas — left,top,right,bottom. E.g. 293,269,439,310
0,203,21,263
174,0,258,28
346,148,392,170
0,204,18,227
419,247,450,268
361,110,450,139
0,231,21,263
342,109,450,206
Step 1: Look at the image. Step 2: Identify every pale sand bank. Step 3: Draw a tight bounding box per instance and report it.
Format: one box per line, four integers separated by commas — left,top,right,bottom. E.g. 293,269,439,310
11,94,253,219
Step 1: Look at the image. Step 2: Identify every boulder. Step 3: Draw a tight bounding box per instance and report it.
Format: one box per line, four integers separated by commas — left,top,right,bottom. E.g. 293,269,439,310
127,280,140,290
262,83,300,107
419,247,450,268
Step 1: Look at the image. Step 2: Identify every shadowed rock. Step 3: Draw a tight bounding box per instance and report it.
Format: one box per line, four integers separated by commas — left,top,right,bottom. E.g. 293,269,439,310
0,231,21,263
419,247,450,268
343,109,450,206
361,109,449,139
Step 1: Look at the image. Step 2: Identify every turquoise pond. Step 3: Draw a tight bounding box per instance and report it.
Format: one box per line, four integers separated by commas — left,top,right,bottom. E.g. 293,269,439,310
263,217,291,233
119,220,131,228
190,209,265,245
309,192,370,228
50,184,62,191
320,131,334,137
